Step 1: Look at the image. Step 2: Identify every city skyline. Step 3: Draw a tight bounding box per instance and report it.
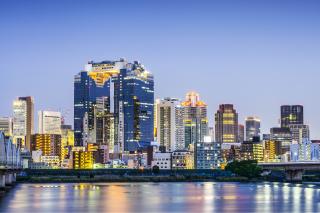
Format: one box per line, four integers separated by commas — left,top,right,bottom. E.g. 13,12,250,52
1,2,320,211
1,1,320,138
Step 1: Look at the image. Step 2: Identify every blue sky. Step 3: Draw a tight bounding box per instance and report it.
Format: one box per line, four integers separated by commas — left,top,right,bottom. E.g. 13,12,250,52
1,0,320,138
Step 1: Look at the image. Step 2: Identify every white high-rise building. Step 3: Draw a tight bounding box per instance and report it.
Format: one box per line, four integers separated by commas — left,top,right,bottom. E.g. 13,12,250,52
288,124,310,144
38,111,62,135
0,117,13,136
156,98,184,152
13,97,34,150
13,100,27,140
175,105,185,150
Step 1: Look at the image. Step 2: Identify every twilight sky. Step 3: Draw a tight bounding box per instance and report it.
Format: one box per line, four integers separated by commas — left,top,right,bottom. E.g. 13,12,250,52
1,0,320,138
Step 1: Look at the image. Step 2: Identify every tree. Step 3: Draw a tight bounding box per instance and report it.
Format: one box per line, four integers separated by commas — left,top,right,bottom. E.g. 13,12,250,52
225,160,262,179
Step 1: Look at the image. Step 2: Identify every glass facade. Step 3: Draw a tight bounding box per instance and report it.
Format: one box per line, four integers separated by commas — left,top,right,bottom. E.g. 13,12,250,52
245,116,261,141
74,60,154,152
74,71,110,146
113,62,154,152
281,105,304,128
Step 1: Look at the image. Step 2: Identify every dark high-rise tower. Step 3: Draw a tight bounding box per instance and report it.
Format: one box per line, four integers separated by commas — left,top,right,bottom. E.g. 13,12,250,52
238,124,244,143
280,105,303,128
215,104,238,143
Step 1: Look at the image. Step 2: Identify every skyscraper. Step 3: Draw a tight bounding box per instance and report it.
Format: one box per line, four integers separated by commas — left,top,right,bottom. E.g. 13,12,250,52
215,104,238,143
0,117,13,137
153,99,161,141
74,60,124,146
38,111,62,135
245,116,261,141
12,96,34,151
84,96,114,155
181,92,208,149
156,98,184,152
74,59,154,153
238,124,244,143
113,61,154,152
61,124,74,161
281,105,303,128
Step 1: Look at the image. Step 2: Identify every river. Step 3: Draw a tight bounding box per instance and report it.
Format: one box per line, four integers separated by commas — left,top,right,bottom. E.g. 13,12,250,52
0,182,320,212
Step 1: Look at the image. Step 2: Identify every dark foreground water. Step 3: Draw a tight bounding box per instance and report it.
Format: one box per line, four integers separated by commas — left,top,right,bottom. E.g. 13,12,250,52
1,182,320,212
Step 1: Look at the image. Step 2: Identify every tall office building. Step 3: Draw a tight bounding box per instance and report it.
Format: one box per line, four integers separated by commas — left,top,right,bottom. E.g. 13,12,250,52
263,140,276,162
281,105,303,127
245,116,261,141
83,97,114,153
288,124,310,143
38,111,62,135
113,61,154,152
154,99,161,141
215,104,238,143
0,117,13,137
74,60,125,146
156,98,184,152
238,124,244,143
12,96,34,151
61,124,74,160
74,59,154,152
181,92,208,149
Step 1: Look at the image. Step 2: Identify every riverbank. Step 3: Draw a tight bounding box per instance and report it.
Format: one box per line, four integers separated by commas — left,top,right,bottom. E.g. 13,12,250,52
17,168,307,183
17,168,248,183
17,175,250,183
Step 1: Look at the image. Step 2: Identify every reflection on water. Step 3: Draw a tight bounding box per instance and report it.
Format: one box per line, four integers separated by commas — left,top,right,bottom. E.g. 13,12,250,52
0,182,320,212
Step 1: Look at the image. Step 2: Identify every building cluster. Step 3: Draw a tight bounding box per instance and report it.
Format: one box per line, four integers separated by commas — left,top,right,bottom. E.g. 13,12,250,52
1,59,319,170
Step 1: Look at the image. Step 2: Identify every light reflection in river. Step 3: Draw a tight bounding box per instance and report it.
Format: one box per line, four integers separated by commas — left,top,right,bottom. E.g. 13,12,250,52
0,182,319,212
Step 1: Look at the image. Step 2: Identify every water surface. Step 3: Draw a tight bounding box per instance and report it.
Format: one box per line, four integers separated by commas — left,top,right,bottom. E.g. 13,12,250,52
1,182,320,212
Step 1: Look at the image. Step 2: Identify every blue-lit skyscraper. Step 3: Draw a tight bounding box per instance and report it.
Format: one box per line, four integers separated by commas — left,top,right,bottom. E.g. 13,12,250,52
74,60,121,146
113,61,154,152
74,59,154,152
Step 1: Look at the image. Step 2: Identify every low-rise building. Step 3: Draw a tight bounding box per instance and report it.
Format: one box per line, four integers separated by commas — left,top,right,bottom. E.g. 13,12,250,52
29,162,51,169
195,137,221,169
31,134,62,162
240,141,264,162
290,139,320,161
72,150,94,169
40,155,60,168
151,152,171,170
31,150,42,163
171,150,194,169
